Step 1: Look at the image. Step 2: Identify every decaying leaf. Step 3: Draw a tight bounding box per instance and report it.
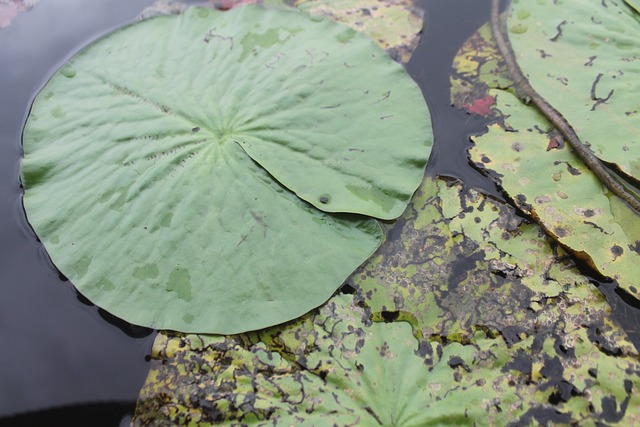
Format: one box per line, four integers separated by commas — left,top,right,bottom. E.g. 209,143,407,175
470,91,640,300
20,5,431,333
450,22,510,115
507,0,640,183
136,295,498,426
449,3,640,300
133,176,640,425
130,1,640,423
294,0,423,63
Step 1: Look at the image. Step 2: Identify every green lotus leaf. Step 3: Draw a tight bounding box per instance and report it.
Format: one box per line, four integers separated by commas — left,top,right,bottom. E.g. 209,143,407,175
507,0,640,182
626,0,640,14
21,5,433,333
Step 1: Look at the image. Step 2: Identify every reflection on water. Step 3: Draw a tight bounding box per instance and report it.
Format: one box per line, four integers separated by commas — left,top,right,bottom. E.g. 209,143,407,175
0,0,158,422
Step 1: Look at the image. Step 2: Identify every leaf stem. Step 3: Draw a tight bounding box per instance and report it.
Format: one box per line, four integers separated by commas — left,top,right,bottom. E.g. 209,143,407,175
489,0,640,213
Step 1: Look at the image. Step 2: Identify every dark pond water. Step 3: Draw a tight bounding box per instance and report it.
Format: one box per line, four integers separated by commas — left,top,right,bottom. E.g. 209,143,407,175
1,0,637,425
0,1,160,425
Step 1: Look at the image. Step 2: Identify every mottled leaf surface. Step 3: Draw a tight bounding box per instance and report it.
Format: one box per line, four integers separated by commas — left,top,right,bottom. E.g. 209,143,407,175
21,5,432,333
448,10,640,300
141,0,424,62
133,177,640,425
471,91,640,299
507,0,640,182
135,296,496,426
130,3,640,423
294,0,423,63
450,23,508,116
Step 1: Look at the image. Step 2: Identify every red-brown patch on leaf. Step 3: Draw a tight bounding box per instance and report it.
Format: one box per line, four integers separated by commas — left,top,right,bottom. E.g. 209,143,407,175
212,0,258,10
546,137,562,151
464,95,495,116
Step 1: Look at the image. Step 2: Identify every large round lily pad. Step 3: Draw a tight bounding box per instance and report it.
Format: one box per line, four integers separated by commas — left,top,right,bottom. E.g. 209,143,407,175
21,5,431,333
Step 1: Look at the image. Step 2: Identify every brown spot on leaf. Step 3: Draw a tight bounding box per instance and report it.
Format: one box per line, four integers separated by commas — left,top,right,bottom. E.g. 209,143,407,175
611,245,623,259
546,137,562,151
535,195,552,204
554,161,581,175
554,227,568,238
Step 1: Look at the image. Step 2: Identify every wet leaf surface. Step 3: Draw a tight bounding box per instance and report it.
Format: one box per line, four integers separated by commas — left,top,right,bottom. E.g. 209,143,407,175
20,5,431,333
449,5,640,301
133,176,640,425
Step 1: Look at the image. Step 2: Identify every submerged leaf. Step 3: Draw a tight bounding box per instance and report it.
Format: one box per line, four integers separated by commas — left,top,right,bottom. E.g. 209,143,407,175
134,177,640,425
21,5,431,333
450,22,511,115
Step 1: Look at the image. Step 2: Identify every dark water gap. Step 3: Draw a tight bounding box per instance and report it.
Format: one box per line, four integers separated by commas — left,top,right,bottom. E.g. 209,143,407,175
0,1,159,424
410,0,499,198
